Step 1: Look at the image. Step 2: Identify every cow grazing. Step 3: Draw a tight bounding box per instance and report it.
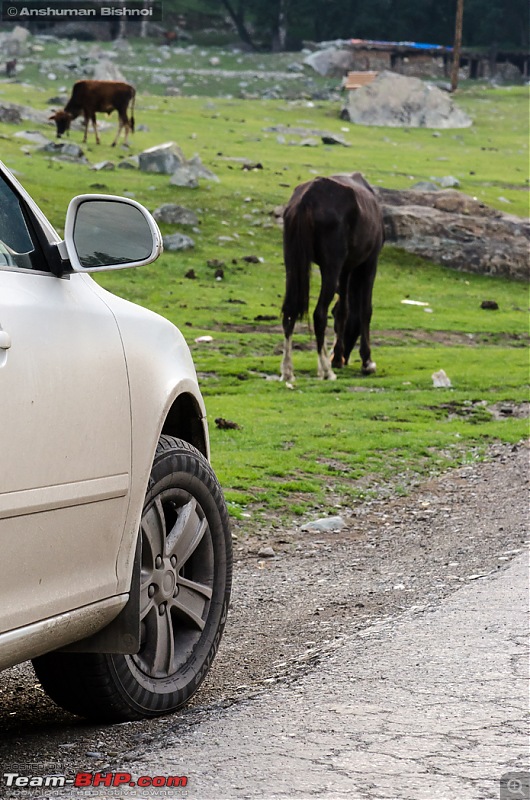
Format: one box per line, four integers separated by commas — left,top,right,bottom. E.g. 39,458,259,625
5,59,17,78
49,80,136,146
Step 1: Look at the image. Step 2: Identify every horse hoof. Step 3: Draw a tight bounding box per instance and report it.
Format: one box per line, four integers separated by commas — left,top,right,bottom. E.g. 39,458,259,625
362,361,376,375
323,370,337,381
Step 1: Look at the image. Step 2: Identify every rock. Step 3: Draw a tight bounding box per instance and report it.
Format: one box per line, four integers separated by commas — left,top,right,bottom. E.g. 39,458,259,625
301,516,346,533
491,62,524,85
257,546,276,558
0,106,22,124
432,369,452,388
162,233,195,251
153,204,199,226
14,130,51,145
139,142,186,175
5,26,30,57
91,161,115,171
92,59,126,82
299,137,319,147
376,187,530,281
187,154,220,182
39,141,87,161
481,300,499,310
321,134,350,146
117,156,139,170
185,269,196,279
437,175,460,188
345,71,472,129
411,181,440,191
169,166,199,188
304,47,354,77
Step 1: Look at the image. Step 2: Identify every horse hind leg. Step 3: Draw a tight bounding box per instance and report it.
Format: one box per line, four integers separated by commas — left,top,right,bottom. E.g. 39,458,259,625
313,277,338,381
280,313,296,383
358,257,378,375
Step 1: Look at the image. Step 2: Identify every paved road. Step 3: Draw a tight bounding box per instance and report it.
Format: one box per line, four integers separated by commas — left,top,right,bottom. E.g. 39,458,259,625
124,551,529,800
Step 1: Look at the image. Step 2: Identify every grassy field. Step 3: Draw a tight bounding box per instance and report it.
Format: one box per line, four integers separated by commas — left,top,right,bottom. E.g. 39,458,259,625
1,45,528,527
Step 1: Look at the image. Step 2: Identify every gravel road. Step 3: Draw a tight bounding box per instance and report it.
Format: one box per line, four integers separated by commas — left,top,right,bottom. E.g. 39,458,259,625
0,441,528,799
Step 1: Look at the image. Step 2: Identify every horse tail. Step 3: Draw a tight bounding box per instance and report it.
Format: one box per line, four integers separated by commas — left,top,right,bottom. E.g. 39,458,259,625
282,204,314,323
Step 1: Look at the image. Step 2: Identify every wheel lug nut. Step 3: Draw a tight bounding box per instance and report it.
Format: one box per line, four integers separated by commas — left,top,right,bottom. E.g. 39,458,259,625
170,555,177,568
148,584,155,598
155,556,162,568
159,603,166,616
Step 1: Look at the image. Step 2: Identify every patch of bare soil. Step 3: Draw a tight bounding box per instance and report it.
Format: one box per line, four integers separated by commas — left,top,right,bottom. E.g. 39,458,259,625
212,321,529,348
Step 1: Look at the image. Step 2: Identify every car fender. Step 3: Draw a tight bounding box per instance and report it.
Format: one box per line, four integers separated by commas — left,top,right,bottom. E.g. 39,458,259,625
84,275,209,592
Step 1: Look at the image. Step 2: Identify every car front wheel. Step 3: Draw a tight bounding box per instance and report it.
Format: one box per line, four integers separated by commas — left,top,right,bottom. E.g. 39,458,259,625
32,436,232,722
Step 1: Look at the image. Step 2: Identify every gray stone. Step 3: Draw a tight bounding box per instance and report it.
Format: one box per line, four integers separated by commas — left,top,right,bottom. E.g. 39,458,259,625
91,161,115,171
187,154,220,182
153,204,199,226
162,233,195,251
300,516,346,533
139,142,186,175
346,71,472,129
39,141,86,161
491,62,524,85
304,47,354,77
257,546,276,558
169,166,199,188
437,175,460,188
117,156,139,170
92,59,126,82
14,130,51,146
377,187,530,281
0,106,22,124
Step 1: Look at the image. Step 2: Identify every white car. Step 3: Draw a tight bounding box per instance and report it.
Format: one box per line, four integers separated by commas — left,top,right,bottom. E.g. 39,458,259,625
0,161,232,722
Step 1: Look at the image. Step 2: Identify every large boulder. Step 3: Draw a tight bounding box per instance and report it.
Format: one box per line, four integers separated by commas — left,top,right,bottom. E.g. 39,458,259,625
377,187,529,280
139,142,187,174
345,71,472,128
304,47,355,77
92,59,127,82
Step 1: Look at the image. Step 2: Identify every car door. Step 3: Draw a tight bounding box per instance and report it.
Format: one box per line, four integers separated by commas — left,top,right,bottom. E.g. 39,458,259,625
0,172,132,634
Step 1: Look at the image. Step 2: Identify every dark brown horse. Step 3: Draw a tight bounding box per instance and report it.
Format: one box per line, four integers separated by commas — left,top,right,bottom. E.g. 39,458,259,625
281,173,384,382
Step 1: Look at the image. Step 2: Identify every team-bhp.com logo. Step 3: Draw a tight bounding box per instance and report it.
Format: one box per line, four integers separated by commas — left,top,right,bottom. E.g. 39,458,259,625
4,772,188,789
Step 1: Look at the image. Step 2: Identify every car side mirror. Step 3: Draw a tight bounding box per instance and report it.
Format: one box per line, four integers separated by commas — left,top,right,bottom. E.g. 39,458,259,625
62,195,163,273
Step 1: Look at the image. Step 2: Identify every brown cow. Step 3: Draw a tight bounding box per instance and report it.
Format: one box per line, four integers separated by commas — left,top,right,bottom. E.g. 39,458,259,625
49,80,136,146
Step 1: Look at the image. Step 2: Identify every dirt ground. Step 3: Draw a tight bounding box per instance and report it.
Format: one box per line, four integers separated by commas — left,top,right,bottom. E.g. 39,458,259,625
0,440,528,794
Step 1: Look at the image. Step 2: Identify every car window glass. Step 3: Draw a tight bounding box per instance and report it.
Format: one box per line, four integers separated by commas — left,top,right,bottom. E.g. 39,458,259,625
0,176,43,270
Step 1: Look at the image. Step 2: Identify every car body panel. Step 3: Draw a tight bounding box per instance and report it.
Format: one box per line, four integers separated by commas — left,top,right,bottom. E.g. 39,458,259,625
0,268,131,633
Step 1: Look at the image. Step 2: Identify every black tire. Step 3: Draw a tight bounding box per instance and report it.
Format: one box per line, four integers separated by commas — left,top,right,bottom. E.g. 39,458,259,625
32,436,232,722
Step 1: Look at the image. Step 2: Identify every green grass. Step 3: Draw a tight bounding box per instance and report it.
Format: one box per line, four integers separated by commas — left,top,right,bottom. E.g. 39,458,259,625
1,43,528,526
